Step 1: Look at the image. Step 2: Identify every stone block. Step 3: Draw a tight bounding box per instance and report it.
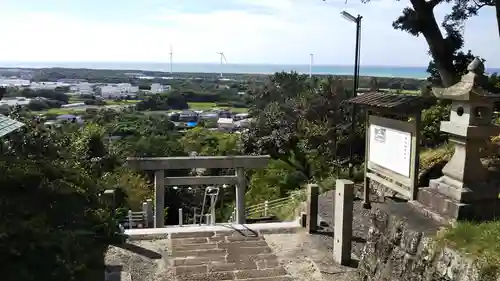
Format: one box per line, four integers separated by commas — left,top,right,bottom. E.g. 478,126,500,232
208,236,228,243
170,231,215,239
218,230,260,237
234,267,288,279
171,237,208,245
218,240,268,249
176,271,235,281
333,179,354,266
209,261,257,272
300,212,307,228
172,243,218,252
172,265,207,275
226,235,263,242
256,259,280,269
227,252,277,264
172,256,226,266
238,277,293,281
306,183,319,233
172,248,226,258
233,247,272,255
248,253,279,262
417,186,473,221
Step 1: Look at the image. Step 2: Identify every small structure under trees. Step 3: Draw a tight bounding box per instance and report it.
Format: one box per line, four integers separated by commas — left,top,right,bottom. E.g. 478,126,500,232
347,92,434,208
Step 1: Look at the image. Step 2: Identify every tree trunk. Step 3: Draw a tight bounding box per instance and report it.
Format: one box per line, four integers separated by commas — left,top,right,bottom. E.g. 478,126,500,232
410,0,458,87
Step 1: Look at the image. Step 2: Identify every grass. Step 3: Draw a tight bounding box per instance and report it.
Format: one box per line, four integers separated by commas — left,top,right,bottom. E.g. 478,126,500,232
187,102,249,113
105,100,140,105
35,108,84,115
421,143,500,277
438,221,500,278
188,102,218,109
419,143,454,169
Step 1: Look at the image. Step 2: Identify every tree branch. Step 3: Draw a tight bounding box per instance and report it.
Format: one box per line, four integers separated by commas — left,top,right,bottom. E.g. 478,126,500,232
427,0,441,8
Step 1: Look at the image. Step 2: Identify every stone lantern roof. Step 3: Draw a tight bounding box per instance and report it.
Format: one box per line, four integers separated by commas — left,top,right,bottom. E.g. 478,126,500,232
432,57,500,102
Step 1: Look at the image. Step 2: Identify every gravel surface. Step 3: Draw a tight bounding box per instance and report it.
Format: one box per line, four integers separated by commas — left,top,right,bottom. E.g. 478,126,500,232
312,185,380,259
311,184,443,262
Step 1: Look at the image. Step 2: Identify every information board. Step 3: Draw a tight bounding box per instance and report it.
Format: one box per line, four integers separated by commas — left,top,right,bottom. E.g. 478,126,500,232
368,124,411,178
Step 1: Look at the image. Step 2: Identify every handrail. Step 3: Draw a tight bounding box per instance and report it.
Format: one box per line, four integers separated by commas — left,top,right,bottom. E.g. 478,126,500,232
229,195,295,222
246,196,291,211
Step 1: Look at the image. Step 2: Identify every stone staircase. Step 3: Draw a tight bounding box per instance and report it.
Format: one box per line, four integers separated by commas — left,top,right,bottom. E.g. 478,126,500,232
105,222,356,281
168,231,290,281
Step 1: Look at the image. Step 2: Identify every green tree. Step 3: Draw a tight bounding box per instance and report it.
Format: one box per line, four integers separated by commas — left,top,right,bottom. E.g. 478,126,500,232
426,50,481,86
0,110,124,281
339,0,497,86
243,72,363,180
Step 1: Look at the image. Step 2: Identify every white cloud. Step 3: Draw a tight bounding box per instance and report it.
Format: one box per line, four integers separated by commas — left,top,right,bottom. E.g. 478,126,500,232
0,1,498,67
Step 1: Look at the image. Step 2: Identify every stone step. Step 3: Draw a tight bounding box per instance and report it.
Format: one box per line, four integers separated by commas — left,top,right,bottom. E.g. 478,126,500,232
175,268,291,281
168,230,293,280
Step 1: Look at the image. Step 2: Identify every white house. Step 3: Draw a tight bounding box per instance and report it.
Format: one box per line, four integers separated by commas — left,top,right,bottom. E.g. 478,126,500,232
217,117,235,131
150,83,163,93
148,83,172,94
99,83,139,99
69,82,94,95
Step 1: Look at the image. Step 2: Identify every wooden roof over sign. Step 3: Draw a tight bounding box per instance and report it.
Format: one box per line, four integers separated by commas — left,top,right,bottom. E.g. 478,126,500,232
346,92,435,113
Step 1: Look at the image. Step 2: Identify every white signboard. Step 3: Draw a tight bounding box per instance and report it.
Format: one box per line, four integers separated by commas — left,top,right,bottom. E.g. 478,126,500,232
368,124,411,178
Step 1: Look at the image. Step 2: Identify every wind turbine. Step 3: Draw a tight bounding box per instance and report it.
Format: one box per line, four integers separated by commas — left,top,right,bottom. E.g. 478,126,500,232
216,52,228,78
169,44,173,74
309,53,314,78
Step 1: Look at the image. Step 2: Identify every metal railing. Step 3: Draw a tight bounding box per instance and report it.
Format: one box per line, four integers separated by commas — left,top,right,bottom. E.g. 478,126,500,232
229,195,295,222
120,210,147,229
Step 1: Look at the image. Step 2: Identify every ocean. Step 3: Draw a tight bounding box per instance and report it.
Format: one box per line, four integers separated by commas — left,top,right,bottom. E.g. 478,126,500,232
1,61,499,79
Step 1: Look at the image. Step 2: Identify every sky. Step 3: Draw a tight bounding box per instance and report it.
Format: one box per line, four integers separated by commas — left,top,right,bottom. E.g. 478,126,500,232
0,0,498,67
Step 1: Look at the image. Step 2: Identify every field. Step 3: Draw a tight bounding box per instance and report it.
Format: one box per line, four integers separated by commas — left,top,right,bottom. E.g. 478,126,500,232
188,102,249,113
35,101,249,116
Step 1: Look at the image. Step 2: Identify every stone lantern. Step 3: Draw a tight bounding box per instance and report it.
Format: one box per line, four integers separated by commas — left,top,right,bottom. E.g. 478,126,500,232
416,58,500,222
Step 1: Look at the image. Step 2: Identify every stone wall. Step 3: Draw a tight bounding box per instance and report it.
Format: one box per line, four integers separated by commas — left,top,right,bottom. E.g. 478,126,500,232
357,209,499,281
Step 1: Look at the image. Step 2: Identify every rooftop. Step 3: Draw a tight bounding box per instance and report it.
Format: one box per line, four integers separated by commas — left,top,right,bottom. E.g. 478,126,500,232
0,115,24,137
346,92,434,113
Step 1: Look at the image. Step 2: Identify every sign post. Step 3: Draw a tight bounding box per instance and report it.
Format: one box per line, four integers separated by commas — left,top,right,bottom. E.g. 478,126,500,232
347,92,432,208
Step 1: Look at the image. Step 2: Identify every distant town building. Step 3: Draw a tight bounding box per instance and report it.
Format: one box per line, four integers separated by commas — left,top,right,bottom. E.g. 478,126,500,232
30,82,69,90
61,102,86,109
149,83,171,94
0,78,30,87
99,83,139,99
137,76,155,80
0,97,31,107
69,82,94,95
217,117,235,131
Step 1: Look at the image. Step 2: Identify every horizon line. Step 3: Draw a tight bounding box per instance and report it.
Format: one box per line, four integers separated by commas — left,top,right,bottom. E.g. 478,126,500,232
0,60,434,69
1,61,499,70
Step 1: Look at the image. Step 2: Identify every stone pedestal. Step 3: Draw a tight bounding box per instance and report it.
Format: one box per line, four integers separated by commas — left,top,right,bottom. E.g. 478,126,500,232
416,58,500,223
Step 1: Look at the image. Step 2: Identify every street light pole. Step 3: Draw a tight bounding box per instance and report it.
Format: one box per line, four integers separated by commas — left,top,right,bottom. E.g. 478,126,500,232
341,11,362,180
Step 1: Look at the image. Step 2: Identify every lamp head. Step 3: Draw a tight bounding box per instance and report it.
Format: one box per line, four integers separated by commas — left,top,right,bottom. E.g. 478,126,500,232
340,10,358,23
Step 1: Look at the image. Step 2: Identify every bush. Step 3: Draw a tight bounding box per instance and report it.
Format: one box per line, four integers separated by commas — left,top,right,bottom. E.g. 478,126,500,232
420,101,451,147
27,99,49,111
